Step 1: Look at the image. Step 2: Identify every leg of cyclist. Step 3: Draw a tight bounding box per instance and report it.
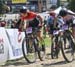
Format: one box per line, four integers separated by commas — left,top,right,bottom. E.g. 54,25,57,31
72,24,75,39
37,27,45,51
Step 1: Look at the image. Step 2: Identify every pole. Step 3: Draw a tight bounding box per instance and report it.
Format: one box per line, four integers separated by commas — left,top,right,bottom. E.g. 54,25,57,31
38,0,43,12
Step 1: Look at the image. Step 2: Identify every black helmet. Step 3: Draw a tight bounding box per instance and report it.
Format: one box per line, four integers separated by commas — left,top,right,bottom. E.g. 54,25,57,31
59,9,68,17
20,6,28,13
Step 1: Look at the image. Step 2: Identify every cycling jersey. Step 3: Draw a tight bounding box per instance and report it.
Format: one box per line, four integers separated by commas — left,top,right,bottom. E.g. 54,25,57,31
21,11,37,21
57,16,65,28
47,16,54,25
20,11,42,29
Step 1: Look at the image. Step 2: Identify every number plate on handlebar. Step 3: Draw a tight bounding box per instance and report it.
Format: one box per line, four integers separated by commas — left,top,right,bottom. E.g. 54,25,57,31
53,30,59,35
61,25,68,30
26,27,32,34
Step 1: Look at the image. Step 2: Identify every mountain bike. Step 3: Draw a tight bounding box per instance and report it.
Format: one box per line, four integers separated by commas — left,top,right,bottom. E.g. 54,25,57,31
51,25,75,62
22,27,45,63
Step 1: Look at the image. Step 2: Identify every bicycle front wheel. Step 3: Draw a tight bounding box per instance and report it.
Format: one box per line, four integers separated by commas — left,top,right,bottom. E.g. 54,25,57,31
22,38,37,63
51,36,60,59
60,36,75,62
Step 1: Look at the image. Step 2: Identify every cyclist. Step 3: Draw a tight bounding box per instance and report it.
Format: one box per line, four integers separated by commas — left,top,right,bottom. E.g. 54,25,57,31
58,9,75,49
72,17,75,39
58,9,74,32
47,11,57,38
17,6,44,45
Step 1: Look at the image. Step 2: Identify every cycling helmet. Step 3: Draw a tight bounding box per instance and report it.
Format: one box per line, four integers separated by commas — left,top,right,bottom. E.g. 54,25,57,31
20,6,28,13
59,9,68,17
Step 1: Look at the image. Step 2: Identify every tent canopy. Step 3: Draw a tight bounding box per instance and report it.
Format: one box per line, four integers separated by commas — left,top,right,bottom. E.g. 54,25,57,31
53,6,75,15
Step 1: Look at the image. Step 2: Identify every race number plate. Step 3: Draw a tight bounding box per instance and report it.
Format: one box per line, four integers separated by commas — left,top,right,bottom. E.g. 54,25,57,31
26,27,32,34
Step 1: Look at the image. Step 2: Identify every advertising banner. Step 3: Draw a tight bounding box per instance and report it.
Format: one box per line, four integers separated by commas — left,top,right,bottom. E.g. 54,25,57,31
12,0,27,4
6,29,25,60
0,27,9,65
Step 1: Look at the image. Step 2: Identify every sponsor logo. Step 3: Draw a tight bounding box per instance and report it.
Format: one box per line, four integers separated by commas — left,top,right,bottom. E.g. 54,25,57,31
0,38,4,54
13,48,22,56
18,32,22,43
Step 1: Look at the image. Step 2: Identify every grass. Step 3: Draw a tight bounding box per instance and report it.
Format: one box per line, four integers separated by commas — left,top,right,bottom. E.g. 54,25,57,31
44,37,52,47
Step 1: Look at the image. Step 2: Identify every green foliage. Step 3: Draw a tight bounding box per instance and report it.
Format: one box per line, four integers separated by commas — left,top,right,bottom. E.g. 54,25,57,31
69,0,75,12
57,0,60,7
0,0,3,13
0,0,8,14
44,37,51,47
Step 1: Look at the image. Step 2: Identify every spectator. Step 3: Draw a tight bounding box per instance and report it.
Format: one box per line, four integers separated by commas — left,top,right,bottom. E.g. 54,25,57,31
0,21,6,27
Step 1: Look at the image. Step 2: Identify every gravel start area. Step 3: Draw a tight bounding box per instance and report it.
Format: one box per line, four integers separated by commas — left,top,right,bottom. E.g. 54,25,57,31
1,47,75,67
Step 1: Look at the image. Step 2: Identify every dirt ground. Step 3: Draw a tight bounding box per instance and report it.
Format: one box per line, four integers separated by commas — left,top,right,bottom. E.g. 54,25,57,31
1,47,75,67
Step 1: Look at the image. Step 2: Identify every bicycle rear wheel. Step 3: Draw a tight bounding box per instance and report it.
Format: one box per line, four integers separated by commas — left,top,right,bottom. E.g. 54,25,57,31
60,35,75,62
22,38,37,63
51,36,60,59
38,39,46,61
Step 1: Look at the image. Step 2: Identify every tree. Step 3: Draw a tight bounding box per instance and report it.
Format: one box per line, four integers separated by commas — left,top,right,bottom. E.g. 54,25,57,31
0,0,9,14
57,0,60,7
0,0,3,14
69,0,75,12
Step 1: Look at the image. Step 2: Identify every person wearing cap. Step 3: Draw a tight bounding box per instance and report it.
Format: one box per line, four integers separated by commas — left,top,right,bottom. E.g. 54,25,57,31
18,6,43,30
47,11,57,38
16,6,44,46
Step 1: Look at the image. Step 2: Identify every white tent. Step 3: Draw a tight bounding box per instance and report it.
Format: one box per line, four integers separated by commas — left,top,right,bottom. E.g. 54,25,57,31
53,7,62,14
53,6,75,15
67,10,75,15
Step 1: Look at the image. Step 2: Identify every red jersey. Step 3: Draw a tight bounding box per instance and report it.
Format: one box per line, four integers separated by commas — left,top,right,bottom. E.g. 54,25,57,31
20,11,43,27
21,11,37,21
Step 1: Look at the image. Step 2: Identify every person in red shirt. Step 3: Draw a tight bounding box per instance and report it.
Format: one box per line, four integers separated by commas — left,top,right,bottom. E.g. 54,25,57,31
17,6,43,44
19,6,42,28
